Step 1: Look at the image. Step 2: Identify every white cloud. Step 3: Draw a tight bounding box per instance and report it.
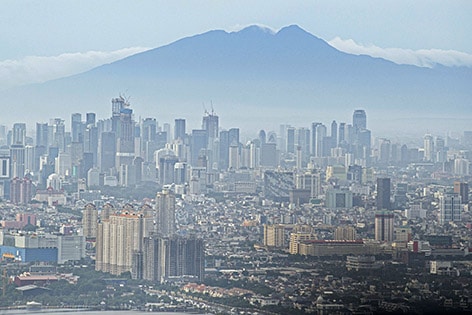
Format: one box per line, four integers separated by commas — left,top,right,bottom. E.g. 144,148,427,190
0,47,150,90
328,37,472,68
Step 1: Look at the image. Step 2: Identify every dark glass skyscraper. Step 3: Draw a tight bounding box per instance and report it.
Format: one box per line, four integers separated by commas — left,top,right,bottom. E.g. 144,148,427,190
376,177,391,210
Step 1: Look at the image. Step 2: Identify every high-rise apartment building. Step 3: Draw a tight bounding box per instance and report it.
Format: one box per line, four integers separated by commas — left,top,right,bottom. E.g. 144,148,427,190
9,177,32,205
263,224,285,248
82,203,98,240
334,226,357,241
143,234,204,283
95,206,153,276
156,189,176,236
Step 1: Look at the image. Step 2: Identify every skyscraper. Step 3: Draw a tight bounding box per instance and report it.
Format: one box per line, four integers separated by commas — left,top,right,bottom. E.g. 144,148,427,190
174,118,186,141
331,120,338,147
454,181,469,204
376,177,391,210
36,123,49,147
202,110,219,141
115,108,135,169
12,123,26,146
286,127,295,154
143,234,204,283
439,192,462,225
71,113,83,143
156,189,176,236
353,109,367,131
190,129,208,166
83,203,98,240
95,205,153,276
375,211,394,242
423,134,434,162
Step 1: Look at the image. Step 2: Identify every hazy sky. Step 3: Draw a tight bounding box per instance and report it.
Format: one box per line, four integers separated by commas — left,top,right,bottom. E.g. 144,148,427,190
1,0,471,89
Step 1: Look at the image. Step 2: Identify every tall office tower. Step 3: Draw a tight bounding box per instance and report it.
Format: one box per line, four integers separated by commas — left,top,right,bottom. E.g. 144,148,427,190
375,211,394,242
156,189,176,236
0,125,6,146
218,130,229,170
260,143,277,168
143,234,204,283
439,192,462,225
423,134,434,162
202,110,219,141
158,154,178,185
141,118,157,162
115,108,135,169
228,142,239,169
258,130,266,145
310,122,321,156
10,145,25,178
55,152,71,177
95,206,153,276
83,124,98,166
338,122,346,146
12,123,26,146
454,158,470,176
296,128,310,165
393,182,408,209
190,129,208,166
315,124,327,157
249,141,259,169
376,177,391,210
286,127,295,153
98,132,116,173
174,118,186,140
9,177,32,205
463,131,472,148
228,128,239,146
83,203,98,240
330,120,338,147
378,138,391,165
68,141,84,172
174,162,187,184
435,136,446,163
111,96,127,134
49,118,66,151
352,109,367,131
71,113,83,143
35,122,49,147
24,145,35,173
86,112,96,126
454,181,469,204
263,224,285,248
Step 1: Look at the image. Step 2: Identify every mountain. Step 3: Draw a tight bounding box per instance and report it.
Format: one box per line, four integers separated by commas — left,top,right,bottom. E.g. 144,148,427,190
1,25,471,134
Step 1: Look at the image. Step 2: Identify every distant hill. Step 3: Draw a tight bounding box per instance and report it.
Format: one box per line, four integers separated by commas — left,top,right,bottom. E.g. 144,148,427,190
1,25,471,134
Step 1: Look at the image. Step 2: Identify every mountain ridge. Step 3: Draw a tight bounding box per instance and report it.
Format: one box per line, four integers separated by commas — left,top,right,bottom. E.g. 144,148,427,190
0,25,470,134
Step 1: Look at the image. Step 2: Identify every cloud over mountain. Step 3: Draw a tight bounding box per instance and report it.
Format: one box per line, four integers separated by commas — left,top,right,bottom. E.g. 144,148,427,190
328,37,472,68
0,47,150,90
